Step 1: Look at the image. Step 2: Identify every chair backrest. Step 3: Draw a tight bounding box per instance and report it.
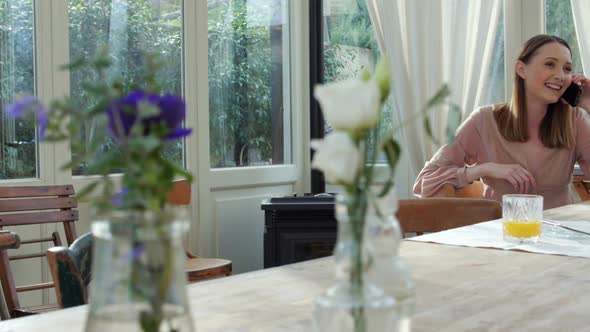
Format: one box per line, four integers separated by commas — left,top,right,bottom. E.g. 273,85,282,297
0,231,20,320
46,233,93,308
397,198,502,237
167,180,191,206
0,231,20,251
573,174,590,201
0,185,78,317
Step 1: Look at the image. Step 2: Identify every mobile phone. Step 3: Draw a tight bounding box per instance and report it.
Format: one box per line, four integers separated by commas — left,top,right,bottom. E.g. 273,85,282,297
562,82,581,107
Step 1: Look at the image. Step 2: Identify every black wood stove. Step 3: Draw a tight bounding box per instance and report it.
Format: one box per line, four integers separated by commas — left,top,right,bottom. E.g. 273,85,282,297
261,194,337,268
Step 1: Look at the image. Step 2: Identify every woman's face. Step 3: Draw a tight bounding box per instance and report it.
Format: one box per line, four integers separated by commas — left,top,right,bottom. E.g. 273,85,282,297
516,42,573,105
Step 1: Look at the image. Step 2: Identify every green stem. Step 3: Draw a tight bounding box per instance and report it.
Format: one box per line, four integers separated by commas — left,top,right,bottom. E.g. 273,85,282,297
345,127,382,332
135,214,175,332
346,183,368,332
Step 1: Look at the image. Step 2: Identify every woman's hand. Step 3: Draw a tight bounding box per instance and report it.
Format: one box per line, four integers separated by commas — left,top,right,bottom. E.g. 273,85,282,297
468,162,536,194
572,74,590,112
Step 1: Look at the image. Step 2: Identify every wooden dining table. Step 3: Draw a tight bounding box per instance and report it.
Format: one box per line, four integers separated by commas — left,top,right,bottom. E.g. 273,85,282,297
2,201,590,331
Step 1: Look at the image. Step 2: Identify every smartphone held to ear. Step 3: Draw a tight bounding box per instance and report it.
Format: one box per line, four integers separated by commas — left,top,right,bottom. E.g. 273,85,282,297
562,82,582,107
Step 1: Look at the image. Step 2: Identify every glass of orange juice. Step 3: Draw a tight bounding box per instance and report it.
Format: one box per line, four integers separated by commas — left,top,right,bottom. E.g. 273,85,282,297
502,194,543,244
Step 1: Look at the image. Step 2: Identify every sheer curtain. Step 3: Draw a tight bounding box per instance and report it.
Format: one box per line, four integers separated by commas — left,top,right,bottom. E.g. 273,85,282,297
571,0,590,74
367,0,501,185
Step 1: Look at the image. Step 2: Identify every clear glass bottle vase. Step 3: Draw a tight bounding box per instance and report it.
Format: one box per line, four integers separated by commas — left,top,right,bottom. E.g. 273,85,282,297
313,193,399,332
85,208,194,332
367,194,415,332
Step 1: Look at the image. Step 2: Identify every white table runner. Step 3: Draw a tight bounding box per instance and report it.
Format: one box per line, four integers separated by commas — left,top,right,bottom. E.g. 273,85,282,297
408,219,590,258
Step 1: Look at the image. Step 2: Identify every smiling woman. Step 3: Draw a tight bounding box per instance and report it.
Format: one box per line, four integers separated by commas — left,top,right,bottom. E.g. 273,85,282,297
413,34,590,210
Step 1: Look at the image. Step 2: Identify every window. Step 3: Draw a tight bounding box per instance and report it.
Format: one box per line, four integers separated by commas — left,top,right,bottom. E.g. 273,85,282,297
0,0,37,180
545,0,583,74
208,0,291,168
322,0,385,135
322,0,392,159
68,0,184,175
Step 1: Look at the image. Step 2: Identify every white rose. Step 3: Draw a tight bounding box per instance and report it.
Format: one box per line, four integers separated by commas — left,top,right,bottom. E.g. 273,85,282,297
311,132,361,185
314,78,381,131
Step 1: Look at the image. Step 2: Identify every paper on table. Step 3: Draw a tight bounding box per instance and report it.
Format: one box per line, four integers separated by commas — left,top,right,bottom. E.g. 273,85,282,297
408,219,590,258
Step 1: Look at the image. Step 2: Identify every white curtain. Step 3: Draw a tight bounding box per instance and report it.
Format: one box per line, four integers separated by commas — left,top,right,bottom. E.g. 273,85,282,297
571,0,590,74
367,0,501,183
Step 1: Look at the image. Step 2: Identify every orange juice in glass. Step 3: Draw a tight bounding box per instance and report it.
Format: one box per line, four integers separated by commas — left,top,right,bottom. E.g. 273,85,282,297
502,194,543,244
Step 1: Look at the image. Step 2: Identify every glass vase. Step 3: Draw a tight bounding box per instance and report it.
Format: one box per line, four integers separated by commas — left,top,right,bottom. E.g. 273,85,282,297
367,195,415,332
313,193,399,332
85,207,194,332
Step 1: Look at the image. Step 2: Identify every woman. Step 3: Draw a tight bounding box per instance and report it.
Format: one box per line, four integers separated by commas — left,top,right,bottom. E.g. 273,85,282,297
413,34,590,209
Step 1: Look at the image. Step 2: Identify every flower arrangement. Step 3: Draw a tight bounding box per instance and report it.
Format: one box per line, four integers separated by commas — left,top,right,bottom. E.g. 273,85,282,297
311,57,448,332
7,54,192,211
5,53,193,332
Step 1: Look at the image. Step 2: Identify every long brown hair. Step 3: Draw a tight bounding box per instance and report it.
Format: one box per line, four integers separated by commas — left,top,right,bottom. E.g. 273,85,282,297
494,34,574,149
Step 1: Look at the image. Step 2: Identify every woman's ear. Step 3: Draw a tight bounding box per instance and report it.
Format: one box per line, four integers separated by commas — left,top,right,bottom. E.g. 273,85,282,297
515,61,526,80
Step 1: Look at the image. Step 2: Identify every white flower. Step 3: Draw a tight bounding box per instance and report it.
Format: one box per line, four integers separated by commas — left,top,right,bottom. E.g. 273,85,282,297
314,78,381,131
311,132,361,185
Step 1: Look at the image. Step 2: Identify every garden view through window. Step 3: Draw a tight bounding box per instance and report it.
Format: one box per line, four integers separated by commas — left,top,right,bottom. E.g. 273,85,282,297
69,0,184,175
545,0,583,74
208,0,291,168
0,0,37,180
322,0,395,161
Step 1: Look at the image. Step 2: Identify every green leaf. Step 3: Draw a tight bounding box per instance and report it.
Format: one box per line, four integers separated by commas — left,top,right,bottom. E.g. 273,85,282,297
360,67,371,81
423,117,440,146
85,149,124,175
425,84,451,109
382,137,400,171
373,55,391,103
446,103,462,144
75,181,99,202
59,57,86,71
378,137,401,197
139,310,162,332
422,84,453,145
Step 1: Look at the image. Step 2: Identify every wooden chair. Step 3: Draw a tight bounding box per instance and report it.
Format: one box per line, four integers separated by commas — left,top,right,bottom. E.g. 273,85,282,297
167,180,232,282
46,233,92,309
397,197,502,237
573,175,590,201
0,185,78,318
0,231,20,320
0,231,20,251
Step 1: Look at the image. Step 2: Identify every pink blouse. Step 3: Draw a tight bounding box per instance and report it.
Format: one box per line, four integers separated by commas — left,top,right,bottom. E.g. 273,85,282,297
413,105,590,209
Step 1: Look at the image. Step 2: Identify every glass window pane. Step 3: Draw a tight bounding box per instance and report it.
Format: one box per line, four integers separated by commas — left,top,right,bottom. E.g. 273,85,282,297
322,0,390,158
545,0,583,74
323,0,379,126
0,0,37,180
68,0,184,175
208,0,291,168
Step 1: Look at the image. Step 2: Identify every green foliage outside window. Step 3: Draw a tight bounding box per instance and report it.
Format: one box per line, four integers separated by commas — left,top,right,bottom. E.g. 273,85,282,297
0,0,35,179
545,0,583,74
68,0,183,175
208,0,276,168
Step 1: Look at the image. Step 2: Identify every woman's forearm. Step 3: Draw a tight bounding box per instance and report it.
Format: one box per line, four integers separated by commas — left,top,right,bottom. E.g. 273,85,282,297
465,163,489,183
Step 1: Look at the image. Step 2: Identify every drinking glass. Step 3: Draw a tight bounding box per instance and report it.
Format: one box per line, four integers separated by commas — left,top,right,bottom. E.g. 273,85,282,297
502,194,543,244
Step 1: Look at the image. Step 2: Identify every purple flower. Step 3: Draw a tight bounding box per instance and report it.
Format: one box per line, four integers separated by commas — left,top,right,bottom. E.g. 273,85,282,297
154,94,193,141
105,91,148,140
111,187,128,207
106,91,192,141
127,243,145,261
5,96,48,138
